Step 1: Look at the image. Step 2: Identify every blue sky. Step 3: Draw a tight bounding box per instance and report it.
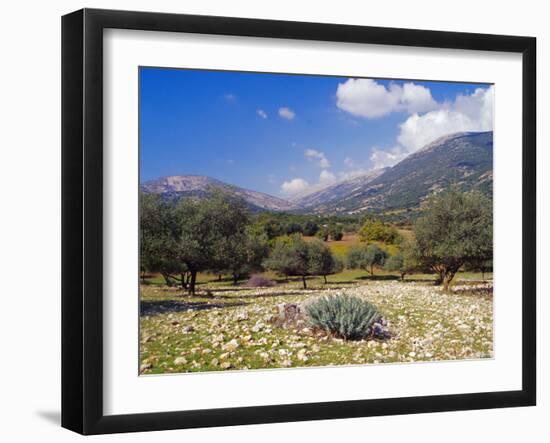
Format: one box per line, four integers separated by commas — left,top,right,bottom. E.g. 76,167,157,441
139,67,493,197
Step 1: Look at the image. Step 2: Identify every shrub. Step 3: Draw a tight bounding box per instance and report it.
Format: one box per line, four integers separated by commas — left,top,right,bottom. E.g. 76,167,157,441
347,243,388,275
305,295,381,340
328,224,343,241
359,219,401,244
245,274,275,287
303,220,319,236
316,227,329,242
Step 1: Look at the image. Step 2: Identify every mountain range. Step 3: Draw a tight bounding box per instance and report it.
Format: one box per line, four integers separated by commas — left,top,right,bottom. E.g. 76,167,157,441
140,175,299,212
140,131,493,215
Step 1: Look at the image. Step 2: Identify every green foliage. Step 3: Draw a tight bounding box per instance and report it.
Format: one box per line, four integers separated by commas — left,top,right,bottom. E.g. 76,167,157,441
223,230,269,284
328,224,344,241
140,193,184,284
178,191,254,293
302,220,319,236
264,235,342,287
263,234,311,288
305,295,380,340
384,240,419,280
315,226,329,241
413,185,493,290
307,239,344,283
384,253,404,274
346,243,388,275
284,221,303,235
250,212,361,240
464,258,493,280
359,218,401,244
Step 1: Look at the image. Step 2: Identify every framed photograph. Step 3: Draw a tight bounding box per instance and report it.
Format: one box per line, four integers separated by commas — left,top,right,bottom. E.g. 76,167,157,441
62,8,536,435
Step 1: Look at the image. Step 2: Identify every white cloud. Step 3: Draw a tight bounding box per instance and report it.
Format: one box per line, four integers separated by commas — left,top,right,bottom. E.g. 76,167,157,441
281,178,310,195
344,156,355,168
369,146,404,170
257,109,268,119
336,79,437,118
278,107,295,120
365,85,494,169
305,148,330,169
397,86,494,152
319,170,337,184
224,93,236,101
338,168,369,180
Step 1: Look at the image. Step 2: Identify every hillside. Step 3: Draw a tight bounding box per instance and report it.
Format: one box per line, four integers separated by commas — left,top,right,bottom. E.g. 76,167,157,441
302,131,493,214
140,175,299,212
293,168,388,208
141,131,493,216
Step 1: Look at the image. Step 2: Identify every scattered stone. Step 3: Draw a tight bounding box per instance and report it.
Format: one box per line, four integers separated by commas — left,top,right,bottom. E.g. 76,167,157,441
222,339,239,351
236,311,249,321
182,325,195,334
174,357,187,365
281,359,292,367
251,322,265,333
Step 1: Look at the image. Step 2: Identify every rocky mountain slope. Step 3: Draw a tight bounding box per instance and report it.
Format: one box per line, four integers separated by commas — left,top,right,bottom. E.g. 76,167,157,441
140,175,299,212
293,168,388,208
141,131,493,215
302,131,493,214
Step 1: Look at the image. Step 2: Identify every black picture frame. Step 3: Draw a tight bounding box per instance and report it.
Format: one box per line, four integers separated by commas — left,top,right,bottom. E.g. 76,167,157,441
62,8,536,435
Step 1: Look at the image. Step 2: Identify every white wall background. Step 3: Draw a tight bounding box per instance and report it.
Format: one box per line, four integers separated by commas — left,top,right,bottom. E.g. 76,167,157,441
0,0,546,441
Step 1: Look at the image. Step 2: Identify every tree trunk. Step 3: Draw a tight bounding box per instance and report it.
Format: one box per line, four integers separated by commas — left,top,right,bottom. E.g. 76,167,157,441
188,270,197,295
218,274,222,281
401,272,405,281
442,275,451,292
233,273,238,285
370,264,374,276
161,272,173,287
434,270,445,286
180,273,187,290
323,275,328,284
481,268,486,281
302,275,307,289
442,271,456,292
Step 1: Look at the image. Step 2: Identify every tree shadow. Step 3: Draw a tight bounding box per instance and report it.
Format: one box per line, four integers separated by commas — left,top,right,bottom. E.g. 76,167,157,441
237,291,313,299
203,287,257,293
323,280,360,285
140,300,247,316
356,274,400,281
203,291,310,300
451,286,493,298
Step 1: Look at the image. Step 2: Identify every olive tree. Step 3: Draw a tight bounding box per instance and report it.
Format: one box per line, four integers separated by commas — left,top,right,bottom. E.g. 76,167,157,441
223,231,269,285
308,239,344,283
328,224,343,241
175,191,250,295
264,234,310,288
384,241,418,281
139,193,184,286
346,243,387,276
413,186,492,291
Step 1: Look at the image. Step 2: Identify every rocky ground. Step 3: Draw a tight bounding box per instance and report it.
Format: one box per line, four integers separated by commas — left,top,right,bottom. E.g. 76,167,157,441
139,279,493,374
